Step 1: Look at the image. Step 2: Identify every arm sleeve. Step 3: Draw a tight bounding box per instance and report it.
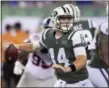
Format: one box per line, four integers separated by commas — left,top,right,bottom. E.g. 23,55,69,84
39,29,49,53
72,31,87,57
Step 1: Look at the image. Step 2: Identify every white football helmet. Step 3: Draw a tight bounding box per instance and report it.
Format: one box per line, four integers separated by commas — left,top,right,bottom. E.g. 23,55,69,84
63,4,80,22
51,6,74,32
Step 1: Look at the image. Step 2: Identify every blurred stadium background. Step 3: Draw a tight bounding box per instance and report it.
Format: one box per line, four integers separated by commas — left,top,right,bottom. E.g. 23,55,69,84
1,1,108,88
1,1,107,33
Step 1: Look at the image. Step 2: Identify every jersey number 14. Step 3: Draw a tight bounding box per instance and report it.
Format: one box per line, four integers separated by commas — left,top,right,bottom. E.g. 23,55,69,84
49,48,69,66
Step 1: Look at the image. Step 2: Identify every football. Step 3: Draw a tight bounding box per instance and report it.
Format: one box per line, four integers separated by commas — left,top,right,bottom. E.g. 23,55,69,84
4,44,19,63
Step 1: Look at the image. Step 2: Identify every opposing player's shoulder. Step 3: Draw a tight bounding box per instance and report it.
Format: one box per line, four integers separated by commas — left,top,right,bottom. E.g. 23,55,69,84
41,28,54,40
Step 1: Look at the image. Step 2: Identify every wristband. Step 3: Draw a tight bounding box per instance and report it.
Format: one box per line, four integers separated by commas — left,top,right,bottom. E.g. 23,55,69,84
69,64,76,72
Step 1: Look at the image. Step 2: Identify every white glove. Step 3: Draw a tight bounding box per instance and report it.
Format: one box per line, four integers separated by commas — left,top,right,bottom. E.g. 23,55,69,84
14,61,25,75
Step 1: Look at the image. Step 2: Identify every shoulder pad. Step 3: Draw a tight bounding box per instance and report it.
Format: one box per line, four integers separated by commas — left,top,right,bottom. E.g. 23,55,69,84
68,30,82,40
41,28,53,40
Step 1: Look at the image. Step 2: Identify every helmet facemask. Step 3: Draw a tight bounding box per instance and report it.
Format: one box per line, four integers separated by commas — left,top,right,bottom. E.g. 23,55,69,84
56,15,74,32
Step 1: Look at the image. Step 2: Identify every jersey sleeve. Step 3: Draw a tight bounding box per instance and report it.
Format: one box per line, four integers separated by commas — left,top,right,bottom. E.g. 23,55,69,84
71,31,87,56
40,29,50,48
39,29,51,53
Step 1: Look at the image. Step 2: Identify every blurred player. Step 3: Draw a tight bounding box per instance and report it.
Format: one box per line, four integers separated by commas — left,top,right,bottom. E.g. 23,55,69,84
13,22,29,44
87,4,109,87
13,17,57,87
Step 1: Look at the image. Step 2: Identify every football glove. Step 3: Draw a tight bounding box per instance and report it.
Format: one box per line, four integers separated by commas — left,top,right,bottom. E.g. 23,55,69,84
14,60,25,75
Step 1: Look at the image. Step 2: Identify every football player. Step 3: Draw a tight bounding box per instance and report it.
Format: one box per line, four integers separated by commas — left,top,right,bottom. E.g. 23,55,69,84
49,5,93,87
42,5,94,87
87,4,109,87
8,5,93,87
13,17,57,87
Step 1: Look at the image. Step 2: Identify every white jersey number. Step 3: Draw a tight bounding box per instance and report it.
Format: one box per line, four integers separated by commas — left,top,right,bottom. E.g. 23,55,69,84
32,53,49,68
49,48,69,66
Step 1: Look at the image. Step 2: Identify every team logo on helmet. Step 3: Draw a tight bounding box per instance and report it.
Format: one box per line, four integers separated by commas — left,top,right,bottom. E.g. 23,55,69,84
52,11,58,17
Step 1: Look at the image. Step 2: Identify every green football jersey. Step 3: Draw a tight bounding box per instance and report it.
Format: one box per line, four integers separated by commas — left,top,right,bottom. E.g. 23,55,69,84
41,28,88,83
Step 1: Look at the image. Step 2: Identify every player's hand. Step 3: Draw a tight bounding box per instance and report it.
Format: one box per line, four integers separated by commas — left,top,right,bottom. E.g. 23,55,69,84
14,60,25,75
52,64,66,72
64,66,72,72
